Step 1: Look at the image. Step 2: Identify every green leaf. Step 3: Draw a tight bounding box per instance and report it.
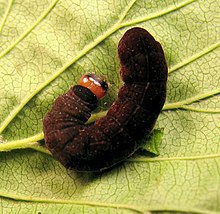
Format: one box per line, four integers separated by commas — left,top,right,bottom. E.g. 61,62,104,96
140,129,164,156
0,0,219,213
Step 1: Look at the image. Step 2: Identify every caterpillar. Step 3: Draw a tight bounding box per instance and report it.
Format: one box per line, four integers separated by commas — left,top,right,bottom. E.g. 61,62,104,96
43,27,168,171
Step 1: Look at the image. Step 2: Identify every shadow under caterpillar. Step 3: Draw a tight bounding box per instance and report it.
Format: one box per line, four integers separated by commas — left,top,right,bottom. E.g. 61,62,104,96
43,27,168,171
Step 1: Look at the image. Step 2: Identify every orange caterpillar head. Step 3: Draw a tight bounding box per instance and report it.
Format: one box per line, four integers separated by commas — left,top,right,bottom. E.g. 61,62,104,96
79,73,108,99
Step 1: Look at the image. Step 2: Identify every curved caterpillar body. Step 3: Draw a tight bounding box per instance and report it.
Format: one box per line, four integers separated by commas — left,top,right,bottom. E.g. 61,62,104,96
43,27,168,171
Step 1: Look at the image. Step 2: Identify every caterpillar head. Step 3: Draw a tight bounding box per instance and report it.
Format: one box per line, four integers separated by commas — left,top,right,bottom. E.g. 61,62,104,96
79,73,108,99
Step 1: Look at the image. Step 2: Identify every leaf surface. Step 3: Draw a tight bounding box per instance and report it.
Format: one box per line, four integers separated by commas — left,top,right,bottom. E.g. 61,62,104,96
0,0,219,213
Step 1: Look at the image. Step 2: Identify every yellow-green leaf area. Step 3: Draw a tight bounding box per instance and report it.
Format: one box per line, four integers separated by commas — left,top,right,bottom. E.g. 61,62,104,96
0,0,219,213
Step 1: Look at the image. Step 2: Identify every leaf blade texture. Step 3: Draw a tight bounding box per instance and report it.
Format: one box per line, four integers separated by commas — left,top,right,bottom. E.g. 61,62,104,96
0,0,219,213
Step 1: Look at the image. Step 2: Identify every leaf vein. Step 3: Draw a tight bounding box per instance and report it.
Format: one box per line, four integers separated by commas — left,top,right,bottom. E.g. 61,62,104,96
0,0,13,34
0,0,59,58
0,192,145,214
0,0,137,134
169,42,220,74
0,184,219,214
180,105,220,113
130,153,220,162
120,0,197,28
163,88,220,110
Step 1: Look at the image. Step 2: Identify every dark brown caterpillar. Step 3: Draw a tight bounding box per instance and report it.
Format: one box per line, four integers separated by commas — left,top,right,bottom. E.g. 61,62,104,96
43,27,168,171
